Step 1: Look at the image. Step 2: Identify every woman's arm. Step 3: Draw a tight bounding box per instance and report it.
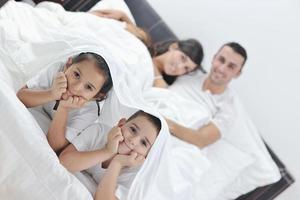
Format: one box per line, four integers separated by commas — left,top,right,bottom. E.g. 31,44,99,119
59,144,113,173
166,118,221,148
89,9,150,47
89,9,133,24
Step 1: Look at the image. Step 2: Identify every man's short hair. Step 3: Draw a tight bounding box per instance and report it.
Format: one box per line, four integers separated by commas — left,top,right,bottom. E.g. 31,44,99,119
127,110,161,134
222,42,247,67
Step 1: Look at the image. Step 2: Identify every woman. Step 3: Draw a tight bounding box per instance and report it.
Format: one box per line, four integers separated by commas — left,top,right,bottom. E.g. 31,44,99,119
90,9,204,88
151,39,204,87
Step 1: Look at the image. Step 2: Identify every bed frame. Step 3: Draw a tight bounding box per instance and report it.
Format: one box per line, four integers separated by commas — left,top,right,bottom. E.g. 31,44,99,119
2,0,294,199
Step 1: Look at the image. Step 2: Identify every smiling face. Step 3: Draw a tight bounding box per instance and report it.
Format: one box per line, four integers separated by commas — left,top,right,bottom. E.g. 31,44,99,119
117,116,158,157
161,48,197,76
63,60,106,101
208,45,245,86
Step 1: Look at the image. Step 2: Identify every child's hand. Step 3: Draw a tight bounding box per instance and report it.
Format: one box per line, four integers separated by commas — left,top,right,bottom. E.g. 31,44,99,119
113,152,145,168
105,126,124,155
59,96,86,110
51,72,67,100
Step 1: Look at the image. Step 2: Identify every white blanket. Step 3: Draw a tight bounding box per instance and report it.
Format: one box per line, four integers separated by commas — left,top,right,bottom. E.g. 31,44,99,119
0,1,210,200
144,72,281,200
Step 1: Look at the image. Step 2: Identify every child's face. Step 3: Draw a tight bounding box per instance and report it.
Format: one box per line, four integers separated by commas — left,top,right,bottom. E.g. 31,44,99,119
117,116,158,157
64,60,106,101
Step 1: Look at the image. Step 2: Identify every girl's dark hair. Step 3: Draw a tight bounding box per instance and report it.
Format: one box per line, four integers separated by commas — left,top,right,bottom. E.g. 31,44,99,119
72,52,113,101
152,39,204,85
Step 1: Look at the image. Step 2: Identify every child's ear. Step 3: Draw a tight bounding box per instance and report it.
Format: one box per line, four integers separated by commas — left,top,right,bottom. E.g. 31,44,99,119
168,42,179,51
118,118,126,127
64,57,73,70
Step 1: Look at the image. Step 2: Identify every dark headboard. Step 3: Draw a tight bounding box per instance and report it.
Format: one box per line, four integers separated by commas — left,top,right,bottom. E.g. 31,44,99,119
62,0,177,44
124,0,177,44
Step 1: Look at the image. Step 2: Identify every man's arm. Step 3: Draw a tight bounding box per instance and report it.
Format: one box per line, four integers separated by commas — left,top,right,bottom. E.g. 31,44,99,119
59,144,113,173
166,119,221,148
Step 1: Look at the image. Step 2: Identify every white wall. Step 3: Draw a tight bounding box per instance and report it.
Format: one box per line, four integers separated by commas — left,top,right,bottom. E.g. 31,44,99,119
147,0,300,199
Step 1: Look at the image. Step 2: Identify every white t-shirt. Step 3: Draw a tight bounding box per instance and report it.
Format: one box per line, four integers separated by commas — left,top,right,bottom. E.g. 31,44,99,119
26,61,103,142
72,123,138,199
169,71,237,137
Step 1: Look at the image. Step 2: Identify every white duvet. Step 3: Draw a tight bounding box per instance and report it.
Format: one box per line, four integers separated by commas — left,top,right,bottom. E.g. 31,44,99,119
144,72,281,200
0,1,209,200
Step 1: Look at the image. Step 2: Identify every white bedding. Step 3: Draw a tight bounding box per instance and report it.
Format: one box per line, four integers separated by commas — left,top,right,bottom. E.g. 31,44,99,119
0,1,210,200
144,72,281,200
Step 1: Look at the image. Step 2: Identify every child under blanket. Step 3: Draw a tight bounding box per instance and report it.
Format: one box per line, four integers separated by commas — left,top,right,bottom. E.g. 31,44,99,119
59,110,162,200
16,52,113,153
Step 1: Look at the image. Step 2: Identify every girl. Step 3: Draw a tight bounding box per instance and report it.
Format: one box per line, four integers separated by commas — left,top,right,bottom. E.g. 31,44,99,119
17,52,113,153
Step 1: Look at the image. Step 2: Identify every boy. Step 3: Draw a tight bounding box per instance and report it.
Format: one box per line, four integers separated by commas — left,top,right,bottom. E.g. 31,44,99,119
59,110,161,200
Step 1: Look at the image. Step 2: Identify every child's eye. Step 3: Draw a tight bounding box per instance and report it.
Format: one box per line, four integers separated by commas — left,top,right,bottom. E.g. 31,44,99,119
130,127,137,134
141,140,147,147
84,84,93,91
73,71,80,79
184,66,189,72
181,54,187,62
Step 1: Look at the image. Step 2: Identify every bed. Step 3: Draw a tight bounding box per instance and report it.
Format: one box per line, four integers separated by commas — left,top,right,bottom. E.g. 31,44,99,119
121,1,295,199
0,0,294,199
62,0,296,199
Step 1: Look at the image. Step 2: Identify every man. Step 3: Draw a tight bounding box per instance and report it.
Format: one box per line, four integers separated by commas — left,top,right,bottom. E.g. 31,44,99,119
166,42,247,148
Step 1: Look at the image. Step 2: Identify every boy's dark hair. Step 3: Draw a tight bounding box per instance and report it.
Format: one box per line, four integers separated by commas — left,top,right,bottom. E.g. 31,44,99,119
152,39,204,85
127,110,161,134
72,52,113,100
222,42,248,67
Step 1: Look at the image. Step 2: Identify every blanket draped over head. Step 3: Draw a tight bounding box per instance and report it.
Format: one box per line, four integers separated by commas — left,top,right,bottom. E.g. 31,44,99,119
0,1,208,200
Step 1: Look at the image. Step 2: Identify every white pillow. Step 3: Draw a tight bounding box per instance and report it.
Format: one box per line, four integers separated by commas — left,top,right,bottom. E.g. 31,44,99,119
89,0,136,25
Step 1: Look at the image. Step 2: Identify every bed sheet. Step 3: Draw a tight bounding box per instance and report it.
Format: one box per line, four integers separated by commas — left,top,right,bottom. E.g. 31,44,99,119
0,1,210,200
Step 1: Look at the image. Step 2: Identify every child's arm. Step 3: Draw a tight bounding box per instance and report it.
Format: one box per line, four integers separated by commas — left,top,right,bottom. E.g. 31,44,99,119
59,144,113,173
17,72,67,108
94,152,145,200
47,96,87,152
47,105,70,152
59,126,124,172
94,160,121,200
